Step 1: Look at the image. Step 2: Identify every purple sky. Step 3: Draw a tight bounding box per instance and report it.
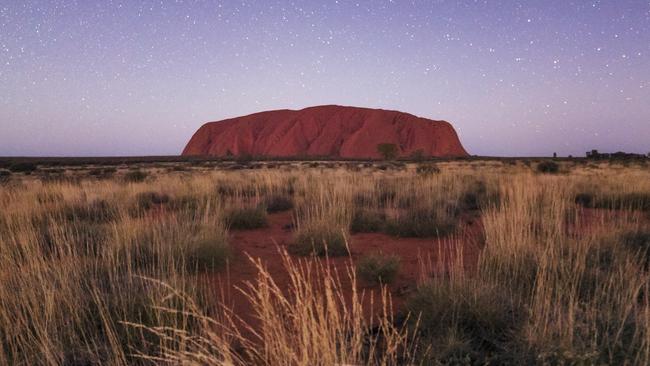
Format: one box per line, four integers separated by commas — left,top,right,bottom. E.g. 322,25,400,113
1,1,649,157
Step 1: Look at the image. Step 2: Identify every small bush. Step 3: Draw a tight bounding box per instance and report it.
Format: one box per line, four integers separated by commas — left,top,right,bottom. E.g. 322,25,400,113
576,192,650,211
356,253,400,285
185,230,230,272
385,209,455,238
350,210,385,233
574,192,594,207
225,206,268,230
264,195,294,213
291,224,348,257
135,191,170,210
622,230,650,268
0,169,11,183
9,162,37,173
407,280,520,363
123,169,148,183
536,161,559,174
63,199,118,224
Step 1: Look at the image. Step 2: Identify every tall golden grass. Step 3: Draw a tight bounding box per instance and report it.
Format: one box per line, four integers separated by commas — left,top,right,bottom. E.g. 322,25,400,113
0,160,648,364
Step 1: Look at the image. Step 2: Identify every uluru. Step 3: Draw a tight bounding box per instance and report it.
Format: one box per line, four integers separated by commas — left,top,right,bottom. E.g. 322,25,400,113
182,105,468,159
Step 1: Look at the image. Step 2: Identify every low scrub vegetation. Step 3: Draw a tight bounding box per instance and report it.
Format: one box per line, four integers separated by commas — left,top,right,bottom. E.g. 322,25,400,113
225,206,268,229
291,223,349,257
0,160,649,364
356,253,400,285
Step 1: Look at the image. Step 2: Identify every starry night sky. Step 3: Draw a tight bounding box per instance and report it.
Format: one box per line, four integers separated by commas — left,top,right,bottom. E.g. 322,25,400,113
1,1,649,157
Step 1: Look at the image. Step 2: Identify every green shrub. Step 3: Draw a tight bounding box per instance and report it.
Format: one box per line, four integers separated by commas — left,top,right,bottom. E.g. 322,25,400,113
135,191,170,210
225,206,268,230
385,209,455,238
264,195,294,213
123,169,148,183
291,224,348,257
185,230,230,272
9,162,37,173
356,253,400,285
407,280,520,363
63,199,118,224
0,169,11,183
377,143,398,160
536,161,559,174
576,192,650,211
574,192,594,207
350,210,385,233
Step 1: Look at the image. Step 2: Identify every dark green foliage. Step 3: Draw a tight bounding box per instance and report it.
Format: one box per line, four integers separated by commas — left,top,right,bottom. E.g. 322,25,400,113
63,199,118,224
574,192,594,207
123,169,148,183
377,143,398,160
291,226,348,257
575,192,650,212
385,209,455,238
186,233,231,272
0,169,11,183
9,162,37,173
407,280,521,364
264,194,294,213
135,191,170,210
356,253,400,285
536,161,559,174
225,207,268,230
350,210,386,233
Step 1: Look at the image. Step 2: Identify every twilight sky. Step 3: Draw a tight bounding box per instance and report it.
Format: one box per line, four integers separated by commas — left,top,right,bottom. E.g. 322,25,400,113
1,1,649,157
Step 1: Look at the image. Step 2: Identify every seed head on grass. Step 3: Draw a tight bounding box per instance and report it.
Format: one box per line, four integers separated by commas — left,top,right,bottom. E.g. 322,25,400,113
356,253,400,285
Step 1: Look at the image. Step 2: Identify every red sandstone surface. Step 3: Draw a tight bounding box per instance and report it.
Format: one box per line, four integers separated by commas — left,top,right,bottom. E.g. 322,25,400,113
182,105,469,158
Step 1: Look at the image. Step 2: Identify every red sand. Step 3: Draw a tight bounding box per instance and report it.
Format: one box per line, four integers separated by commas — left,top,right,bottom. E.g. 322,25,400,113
182,105,469,158
202,211,483,331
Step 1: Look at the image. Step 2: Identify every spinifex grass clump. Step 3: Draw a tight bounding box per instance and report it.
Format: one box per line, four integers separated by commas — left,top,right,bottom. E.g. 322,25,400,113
225,206,268,229
385,209,456,238
184,227,231,272
291,223,349,257
575,192,650,212
134,191,170,210
350,209,386,233
536,161,560,174
356,253,400,285
263,194,294,213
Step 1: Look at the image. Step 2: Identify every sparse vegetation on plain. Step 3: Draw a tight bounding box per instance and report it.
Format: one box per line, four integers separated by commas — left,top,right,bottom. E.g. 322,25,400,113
0,158,649,365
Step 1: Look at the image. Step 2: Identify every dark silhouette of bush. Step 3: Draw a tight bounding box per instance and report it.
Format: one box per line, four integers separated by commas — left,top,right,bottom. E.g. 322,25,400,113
536,161,559,174
377,143,398,160
263,195,294,213
225,207,268,230
0,169,11,183
9,162,37,174
350,210,385,233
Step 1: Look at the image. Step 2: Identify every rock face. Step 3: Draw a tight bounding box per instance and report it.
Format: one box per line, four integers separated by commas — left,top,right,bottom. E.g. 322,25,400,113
182,105,468,158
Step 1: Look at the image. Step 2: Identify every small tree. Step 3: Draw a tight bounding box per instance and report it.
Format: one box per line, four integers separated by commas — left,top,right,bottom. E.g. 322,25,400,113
377,143,398,160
